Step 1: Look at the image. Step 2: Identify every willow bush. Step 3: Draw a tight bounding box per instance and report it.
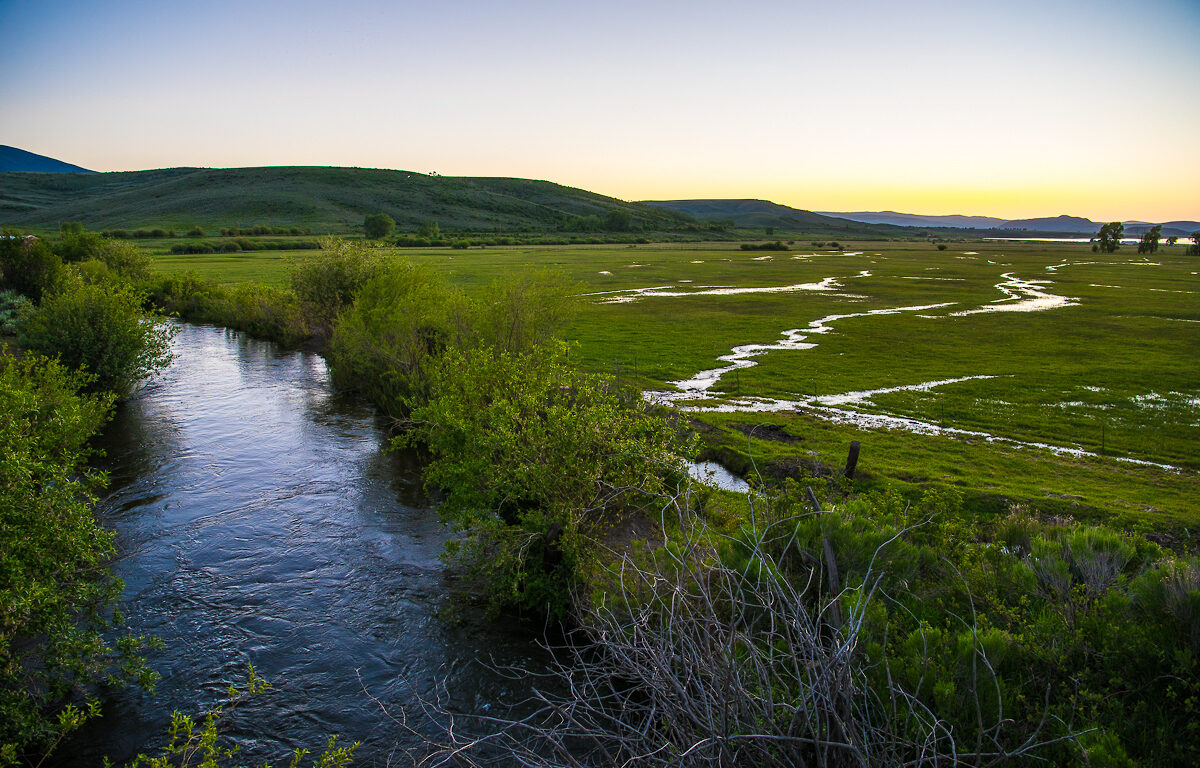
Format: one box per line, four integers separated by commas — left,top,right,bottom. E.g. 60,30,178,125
0,355,159,763
17,280,175,398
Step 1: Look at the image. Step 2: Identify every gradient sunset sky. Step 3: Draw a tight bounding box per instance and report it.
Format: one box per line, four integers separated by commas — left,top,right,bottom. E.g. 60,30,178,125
2,0,1197,221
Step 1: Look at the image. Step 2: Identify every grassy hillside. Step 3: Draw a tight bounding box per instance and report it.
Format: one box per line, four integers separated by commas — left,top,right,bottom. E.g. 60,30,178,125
642,198,912,236
0,166,696,234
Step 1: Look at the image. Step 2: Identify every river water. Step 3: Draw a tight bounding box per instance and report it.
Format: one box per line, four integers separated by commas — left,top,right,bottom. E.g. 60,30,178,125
61,324,543,766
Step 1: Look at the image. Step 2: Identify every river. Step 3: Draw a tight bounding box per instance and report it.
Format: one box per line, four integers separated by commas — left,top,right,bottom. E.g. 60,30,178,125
60,323,544,765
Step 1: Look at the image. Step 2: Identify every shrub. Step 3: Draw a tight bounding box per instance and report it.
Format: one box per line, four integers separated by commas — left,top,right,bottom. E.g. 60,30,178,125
472,270,577,354
146,275,310,348
0,235,65,302
328,262,468,416
93,238,152,283
0,290,32,335
405,342,696,618
289,238,380,334
363,212,395,240
0,355,158,759
17,282,176,397
740,241,788,251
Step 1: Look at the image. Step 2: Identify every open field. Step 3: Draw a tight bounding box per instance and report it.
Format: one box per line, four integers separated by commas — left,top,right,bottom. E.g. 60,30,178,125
146,238,1200,531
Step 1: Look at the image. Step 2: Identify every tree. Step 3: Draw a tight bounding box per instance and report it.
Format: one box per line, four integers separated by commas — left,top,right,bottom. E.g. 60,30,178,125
418,220,440,239
1096,221,1124,253
363,212,394,240
1137,224,1162,255
1189,231,1200,257
605,209,633,232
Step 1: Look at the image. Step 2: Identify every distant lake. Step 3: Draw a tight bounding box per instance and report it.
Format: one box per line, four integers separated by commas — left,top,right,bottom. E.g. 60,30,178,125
985,237,1192,244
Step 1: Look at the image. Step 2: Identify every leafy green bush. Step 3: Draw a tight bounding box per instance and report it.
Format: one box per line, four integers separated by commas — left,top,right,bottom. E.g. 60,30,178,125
0,235,65,302
739,241,788,251
328,261,468,417
707,487,1200,766
405,342,696,618
0,291,31,335
147,275,311,348
0,354,159,761
289,238,380,335
55,229,152,284
17,281,175,397
363,212,394,240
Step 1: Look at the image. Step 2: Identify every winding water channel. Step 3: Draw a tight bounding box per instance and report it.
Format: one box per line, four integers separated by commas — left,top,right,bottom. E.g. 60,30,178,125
64,324,542,766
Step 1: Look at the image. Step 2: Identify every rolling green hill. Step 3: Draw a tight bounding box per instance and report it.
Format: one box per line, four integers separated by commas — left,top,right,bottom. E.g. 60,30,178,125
0,166,696,233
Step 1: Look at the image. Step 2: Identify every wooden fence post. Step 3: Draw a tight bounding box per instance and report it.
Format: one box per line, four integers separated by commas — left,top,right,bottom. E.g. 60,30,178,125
843,440,861,479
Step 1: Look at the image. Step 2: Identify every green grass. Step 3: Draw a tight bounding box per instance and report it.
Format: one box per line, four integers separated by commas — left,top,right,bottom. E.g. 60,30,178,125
0,166,697,233
142,237,1200,530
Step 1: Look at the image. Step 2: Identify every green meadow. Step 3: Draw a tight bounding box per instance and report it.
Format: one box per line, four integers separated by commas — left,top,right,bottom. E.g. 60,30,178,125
146,237,1200,532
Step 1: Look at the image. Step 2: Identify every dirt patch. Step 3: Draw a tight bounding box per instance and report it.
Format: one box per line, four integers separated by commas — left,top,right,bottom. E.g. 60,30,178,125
600,510,666,555
734,422,803,444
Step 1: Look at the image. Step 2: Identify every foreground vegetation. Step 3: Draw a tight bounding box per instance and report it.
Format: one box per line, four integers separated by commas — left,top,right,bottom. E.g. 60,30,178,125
3,225,1197,765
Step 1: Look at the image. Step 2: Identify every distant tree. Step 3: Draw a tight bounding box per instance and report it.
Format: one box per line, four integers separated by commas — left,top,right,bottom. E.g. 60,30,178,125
187,226,205,238
364,213,395,240
604,209,633,232
1137,224,1162,255
1,234,65,301
1096,221,1124,253
59,221,84,238
1188,231,1200,256
765,227,775,236
1166,236,1178,246
419,220,440,239
936,243,948,251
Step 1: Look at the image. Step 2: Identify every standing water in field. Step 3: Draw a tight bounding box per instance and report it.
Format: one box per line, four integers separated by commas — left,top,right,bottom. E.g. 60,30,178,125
59,324,543,766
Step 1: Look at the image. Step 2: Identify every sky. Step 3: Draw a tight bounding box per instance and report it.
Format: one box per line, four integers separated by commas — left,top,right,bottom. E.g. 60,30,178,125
2,0,1198,221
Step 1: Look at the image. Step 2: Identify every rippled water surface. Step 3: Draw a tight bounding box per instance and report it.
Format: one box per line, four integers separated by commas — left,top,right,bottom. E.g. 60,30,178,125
63,324,541,766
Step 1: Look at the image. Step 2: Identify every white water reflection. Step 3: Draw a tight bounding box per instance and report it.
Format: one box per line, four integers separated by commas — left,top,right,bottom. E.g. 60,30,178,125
814,375,999,406
687,461,752,493
585,276,843,304
948,273,1077,315
648,302,956,401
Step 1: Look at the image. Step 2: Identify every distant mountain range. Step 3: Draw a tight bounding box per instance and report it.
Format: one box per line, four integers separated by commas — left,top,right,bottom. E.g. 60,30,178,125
0,145,93,173
818,210,1200,238
640,199,909,236
814,210,1008,229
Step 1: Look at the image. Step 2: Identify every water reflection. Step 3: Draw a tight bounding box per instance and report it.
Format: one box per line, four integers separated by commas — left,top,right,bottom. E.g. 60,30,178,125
62,324,541,766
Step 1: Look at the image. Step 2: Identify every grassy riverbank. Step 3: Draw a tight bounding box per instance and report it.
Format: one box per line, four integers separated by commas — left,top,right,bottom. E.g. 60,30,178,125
146,237,1200,533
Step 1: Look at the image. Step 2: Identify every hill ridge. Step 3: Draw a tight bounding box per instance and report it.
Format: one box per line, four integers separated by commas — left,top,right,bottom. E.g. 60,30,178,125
0,145,93,173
